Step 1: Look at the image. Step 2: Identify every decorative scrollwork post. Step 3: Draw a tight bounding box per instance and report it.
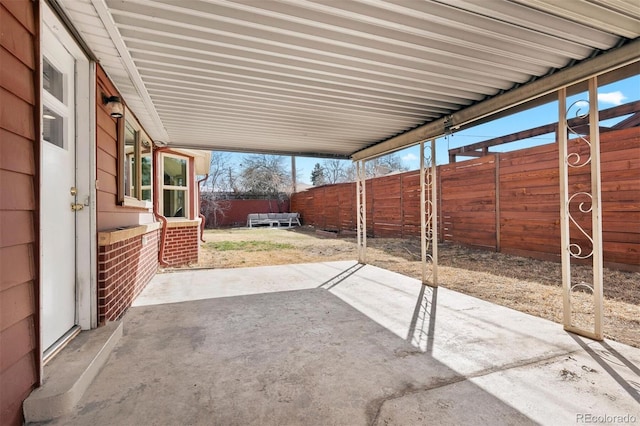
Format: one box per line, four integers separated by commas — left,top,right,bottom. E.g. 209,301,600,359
356,159,367,264
558,77,604,340
420,140,438,287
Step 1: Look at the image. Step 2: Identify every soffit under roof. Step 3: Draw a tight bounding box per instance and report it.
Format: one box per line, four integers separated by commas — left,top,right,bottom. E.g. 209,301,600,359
58,0,640,159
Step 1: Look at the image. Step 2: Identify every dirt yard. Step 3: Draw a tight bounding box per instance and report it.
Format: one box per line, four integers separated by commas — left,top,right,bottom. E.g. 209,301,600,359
194,226,639,348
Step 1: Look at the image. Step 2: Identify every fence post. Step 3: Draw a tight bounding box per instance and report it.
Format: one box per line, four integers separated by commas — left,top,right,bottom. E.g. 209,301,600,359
400,173,404,238
495,153,501,252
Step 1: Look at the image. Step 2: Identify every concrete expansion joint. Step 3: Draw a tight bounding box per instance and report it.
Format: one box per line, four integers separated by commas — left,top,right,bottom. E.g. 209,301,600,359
368,376,468,426
465,348,587,381
369,348,585,426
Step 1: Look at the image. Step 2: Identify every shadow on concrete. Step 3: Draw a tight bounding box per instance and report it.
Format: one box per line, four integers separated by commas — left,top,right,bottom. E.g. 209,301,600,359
570,333,640,403
406,285,438,354
318,263,365,290
36,262,640,425
39,289,534,426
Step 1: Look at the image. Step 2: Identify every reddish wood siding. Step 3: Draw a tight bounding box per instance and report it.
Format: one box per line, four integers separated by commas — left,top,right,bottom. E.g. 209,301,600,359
0,1,39,425
96,66,121,230
95,66,152,230
291,127,640,271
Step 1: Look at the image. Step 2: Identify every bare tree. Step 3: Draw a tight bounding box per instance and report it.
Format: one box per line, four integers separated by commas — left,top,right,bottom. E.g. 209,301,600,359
365,153,408,178
321,159,353,184
200,152,235,227
204,152,238,193
239,154,292,196
344,162,357,182
200,191,231,227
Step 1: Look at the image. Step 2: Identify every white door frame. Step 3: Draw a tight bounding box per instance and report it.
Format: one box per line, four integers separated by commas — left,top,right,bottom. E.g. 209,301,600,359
40,3,97,363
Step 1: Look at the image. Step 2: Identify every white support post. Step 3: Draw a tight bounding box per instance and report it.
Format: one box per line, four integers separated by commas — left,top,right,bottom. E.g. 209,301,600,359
291,156,297,194
431,139,438,286
558,77,604,341
588,78,604,340
420,142,427,281
420,140,438,287
558,87,571,330
356,160,367,264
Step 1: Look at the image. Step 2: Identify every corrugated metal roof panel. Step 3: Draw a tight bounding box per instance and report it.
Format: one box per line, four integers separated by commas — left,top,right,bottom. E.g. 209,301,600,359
59,0,639,158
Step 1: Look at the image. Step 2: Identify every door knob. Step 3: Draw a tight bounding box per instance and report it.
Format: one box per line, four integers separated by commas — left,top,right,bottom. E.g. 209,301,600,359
70,186,78,196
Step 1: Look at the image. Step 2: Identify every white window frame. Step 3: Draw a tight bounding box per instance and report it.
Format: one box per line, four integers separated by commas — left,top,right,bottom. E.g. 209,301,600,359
122,108,153,208
161,152,190,219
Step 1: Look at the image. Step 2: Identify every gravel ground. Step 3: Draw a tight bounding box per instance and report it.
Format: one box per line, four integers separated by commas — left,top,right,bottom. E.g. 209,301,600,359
193,226,639,348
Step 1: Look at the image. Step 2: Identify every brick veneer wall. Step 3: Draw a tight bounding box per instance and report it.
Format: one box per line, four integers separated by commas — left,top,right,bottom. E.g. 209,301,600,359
98,229,159,324
164,222,200,266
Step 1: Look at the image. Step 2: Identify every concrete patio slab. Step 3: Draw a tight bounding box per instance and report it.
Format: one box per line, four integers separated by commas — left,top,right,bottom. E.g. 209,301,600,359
34,262,640,425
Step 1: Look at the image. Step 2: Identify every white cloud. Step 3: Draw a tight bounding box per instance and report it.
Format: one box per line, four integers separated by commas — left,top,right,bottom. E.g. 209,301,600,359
402,153,418,163
598,91,626,106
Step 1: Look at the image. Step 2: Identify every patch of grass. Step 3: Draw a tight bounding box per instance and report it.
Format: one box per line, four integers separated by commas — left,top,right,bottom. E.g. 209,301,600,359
204,240,294,252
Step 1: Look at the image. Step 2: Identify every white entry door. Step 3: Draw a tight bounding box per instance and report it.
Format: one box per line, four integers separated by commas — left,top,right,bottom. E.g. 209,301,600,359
41,23,78,352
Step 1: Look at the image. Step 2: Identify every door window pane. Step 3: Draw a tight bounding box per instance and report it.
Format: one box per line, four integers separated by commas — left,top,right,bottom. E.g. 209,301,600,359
43,58,64,102
43,106,64,148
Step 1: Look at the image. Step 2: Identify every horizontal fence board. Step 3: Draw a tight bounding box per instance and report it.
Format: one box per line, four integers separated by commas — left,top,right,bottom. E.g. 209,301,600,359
502,247,562,263
605,231,640,244
287,128,638,269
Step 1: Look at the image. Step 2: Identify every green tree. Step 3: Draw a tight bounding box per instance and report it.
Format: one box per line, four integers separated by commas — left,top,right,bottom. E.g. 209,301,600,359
310,163,326,186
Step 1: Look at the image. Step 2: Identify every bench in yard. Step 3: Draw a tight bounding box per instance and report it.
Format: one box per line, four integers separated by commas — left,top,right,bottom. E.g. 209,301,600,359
247,213,301,228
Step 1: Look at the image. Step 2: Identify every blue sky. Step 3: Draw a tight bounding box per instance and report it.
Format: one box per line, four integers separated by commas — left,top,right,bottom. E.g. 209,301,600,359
215,75,639,184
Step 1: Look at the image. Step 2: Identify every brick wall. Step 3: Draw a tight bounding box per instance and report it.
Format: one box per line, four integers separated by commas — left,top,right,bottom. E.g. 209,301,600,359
164,222,200,266
98,229,159,324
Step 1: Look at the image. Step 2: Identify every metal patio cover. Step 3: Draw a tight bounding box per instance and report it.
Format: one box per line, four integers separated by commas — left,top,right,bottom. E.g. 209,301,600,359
59,0,640,160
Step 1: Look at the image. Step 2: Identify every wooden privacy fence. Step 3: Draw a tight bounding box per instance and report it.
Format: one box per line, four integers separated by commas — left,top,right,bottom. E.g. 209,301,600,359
290,127,639,271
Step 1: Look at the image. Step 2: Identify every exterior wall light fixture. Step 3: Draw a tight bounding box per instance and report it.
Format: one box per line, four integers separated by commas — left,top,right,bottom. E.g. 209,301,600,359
102,94,123,118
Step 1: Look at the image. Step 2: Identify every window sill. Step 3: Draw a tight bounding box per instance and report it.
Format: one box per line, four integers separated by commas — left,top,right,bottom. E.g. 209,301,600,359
122,196,152,209
98,222,161,246
165,218,201,228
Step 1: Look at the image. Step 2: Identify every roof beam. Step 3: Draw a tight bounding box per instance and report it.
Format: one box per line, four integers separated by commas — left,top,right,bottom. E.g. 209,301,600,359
448,100,640,161
351,39,640,161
